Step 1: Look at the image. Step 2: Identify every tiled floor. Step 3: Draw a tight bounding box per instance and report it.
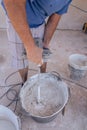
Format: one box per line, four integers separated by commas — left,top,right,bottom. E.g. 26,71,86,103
0,0,87,130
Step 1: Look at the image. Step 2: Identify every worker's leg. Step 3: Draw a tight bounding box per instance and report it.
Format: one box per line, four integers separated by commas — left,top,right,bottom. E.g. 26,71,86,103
30,24,48,73
6,16,29,83
30,23,52,73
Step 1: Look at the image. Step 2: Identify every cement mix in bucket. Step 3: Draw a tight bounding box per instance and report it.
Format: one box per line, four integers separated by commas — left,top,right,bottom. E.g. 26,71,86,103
20,74,68,117
0,119,16,130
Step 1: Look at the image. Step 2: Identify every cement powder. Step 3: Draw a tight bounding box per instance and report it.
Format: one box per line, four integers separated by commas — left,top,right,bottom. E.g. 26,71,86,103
22,76,65,117
0,119,16,130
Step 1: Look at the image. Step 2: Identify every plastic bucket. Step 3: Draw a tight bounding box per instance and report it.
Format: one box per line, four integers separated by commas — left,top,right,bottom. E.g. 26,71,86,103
20,72,69,123
0,105,21,130
68,54,87,80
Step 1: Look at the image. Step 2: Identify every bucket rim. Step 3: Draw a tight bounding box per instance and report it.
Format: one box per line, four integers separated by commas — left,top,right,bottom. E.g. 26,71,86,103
69,54,87,70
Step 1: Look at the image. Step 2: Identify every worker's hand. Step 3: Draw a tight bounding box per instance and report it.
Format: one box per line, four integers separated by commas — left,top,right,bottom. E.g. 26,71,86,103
26,45,43,66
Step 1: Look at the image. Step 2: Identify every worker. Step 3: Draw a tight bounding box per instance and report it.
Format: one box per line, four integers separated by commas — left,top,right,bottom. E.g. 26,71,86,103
1,0,72,82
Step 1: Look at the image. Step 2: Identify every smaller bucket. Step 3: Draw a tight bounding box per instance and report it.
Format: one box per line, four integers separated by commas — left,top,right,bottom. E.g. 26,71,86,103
0,105,21,130
68,54,87,80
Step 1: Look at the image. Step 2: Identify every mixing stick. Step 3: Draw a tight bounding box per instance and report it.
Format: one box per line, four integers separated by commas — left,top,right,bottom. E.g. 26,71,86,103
37,62,47,103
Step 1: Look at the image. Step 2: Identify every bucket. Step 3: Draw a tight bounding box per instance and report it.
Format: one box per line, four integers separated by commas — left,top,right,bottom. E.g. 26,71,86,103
0,105,21,130
68,54,87,80
20,72,69,123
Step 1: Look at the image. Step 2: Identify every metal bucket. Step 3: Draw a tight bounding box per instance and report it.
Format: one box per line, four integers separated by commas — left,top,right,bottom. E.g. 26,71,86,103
20,72,69,123
0,105,21,130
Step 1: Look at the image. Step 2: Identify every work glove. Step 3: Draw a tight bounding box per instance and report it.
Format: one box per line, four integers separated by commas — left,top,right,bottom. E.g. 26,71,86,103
34,38,52,63
42,47,52,62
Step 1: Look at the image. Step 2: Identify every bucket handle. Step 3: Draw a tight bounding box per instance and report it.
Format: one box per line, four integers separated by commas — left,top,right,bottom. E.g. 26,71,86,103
50,71,62,81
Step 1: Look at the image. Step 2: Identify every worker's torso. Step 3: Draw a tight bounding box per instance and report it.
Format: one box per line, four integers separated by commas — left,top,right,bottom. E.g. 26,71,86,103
1,0,72,28
26,0,72,27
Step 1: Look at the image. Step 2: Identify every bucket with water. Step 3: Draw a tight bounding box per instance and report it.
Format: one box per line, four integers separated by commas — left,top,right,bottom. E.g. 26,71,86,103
68,54,87,80
0,105,21,130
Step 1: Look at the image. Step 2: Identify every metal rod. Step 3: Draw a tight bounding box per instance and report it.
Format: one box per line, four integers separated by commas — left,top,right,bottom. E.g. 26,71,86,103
40,62,47,73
